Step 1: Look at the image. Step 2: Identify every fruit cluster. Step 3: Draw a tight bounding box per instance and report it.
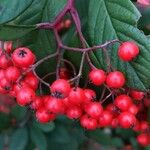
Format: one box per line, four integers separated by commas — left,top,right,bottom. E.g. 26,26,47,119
0,40,149,147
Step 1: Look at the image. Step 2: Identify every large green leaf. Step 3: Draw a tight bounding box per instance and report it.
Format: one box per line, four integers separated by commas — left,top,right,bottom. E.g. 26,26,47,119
30,126,47,150
9,127,28,150
87,0,150,90
0,0,33,24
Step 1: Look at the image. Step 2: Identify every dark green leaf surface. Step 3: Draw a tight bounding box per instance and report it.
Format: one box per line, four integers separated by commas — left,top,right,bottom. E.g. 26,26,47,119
30,126,47,150
0,0,33,24
87,0,150,90
0,134,4,150
9,127,28,150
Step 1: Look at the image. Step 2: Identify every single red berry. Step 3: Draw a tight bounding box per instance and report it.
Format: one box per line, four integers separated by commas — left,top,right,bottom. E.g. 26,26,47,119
24,73,39,90
89,69,106,86
0,54,12,69
46,97,65,114
106,71,125,88
36,108,56,123
137,133,150,146
118,41,139,61
50,79,71,98
140,121,149,132
5,66,20,82
12,47,36,68
118,112,136,129
66,106,82,119
111,118,119,128
83,89,96,104
128,104,138,115
59,68,70,79
68,87,85,105
106,104,119,117
16,86,35,106
31,96,44,110
80,115,97,130
114,94,132,111
0,77,12,93
85,102,103,119
99,110,113,127
130,89,145,101
64,19,72,28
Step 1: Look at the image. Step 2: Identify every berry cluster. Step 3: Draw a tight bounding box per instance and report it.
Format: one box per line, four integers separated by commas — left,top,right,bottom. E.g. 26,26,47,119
0,39,149,147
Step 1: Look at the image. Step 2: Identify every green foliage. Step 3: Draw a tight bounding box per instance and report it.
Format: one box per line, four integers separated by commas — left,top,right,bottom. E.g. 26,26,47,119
9,127,28,150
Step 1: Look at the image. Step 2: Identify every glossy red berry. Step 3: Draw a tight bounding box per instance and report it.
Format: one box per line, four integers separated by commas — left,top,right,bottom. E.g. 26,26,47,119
24,73,39,90
68,87,85,105
85,102,103,119
130,89,145,101
31,96,44,110
0,77,12,93
128,104,138,115
89,69,106,86
83,89,96,104
106,71,125,88
80,115,97,130
114,94,132,111
46,97,64,114
118,41,139,61
140,121,149,132
16,87,35,106
50,79,71,98
64,19,72,28
118,112,136,129
137,133,150,146
12,47,36,68
36,108,56,123
0,54,12,69
99,110,113,127
66,106,82,119
5,66,20,82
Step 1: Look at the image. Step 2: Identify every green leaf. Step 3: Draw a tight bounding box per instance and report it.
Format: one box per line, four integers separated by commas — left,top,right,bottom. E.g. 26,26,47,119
30,126,47,150
9,127,28,150
0,0,33,24
0,24,36,40
87,0,150,90
33,120,55,132
0,134,4,150
11,105,27,121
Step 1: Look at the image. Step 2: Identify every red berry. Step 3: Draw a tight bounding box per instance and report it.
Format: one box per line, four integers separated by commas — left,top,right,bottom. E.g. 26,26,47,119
0,69,5,80
85,102,103,119
89,69,106,86
137,133,150,146
66,106,82,119
118,112,136,129
118,41,139,61
50,79,71,98
0,54,12,69
46,97,65,114
111,118,119,128
140,121,149,132
130,89,145,101
12,47,36,68
5,66,20,82
31,96,44,110
0,77,12,93
36,108,56,123
84,89,96,104
80,115,97,130
64,19,72,28
99,110,113,127
16,87,35,106
68,87,85,105
128,104,138,115
114,94,132,111
24,73,39,90
106,71,125,88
